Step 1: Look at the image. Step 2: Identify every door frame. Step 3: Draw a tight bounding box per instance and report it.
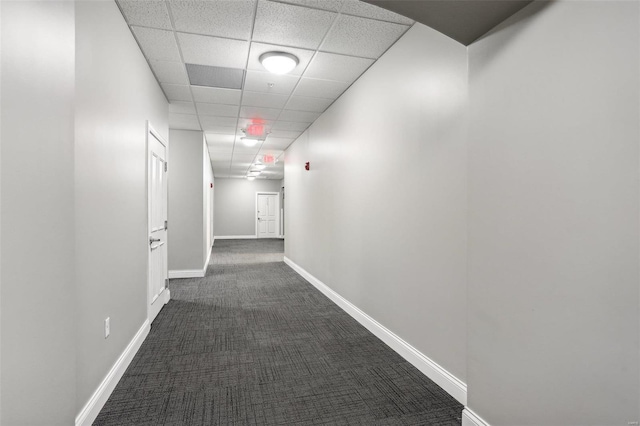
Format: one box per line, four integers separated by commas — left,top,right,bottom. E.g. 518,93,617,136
255,191,280,238
146,121,170,325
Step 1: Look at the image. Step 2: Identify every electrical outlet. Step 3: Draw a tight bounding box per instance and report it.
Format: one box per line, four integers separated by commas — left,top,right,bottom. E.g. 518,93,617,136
105,317,110,339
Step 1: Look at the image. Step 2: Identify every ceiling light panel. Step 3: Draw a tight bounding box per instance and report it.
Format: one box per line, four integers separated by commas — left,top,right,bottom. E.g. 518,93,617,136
285,96,333,113
243,71,300,96
169,101,197,114
186,64,245,90
149,60,189,85
320,15,409,59
271,0,344,13
252,1,336,49
117,0,173,30
132,27,181,61
247,43,314,76
304,52,374,83
339,0,414,25
278,110,320,123
161,84,193,102
239,106,282,120
196,103,240,117
241,91,289,109
191,86,242,105
293,77,349,99
169,113,201,130
177,33,249,69
169,0,256,40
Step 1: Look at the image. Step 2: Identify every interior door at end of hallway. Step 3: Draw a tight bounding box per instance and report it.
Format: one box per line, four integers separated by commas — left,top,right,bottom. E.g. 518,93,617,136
257,193,278,238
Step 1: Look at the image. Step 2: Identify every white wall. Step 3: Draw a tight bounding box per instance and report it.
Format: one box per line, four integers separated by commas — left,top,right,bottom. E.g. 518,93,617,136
204,149,214,261
1,2,76,424
214,178,283,237
467,2,639,425
285,23,468,384
168,130,207,272
75,0,168,416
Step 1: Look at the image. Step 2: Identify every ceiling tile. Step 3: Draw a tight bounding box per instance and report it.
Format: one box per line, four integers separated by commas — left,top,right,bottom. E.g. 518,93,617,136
177,33,249,69
271,120,311,131
244,71,300,96
252,1,336,49
304,52,373,83
132,27,182,61
117,0,173,30
242,91,289,109
240,106,281,120
232,154,259,162
285,95,333,112
278,110,320,123
247,42,315,76
268,129,302,139
270,0,343,12
169,0,255,39
162,84,193,101
320,14,408,59
196,103,239,117
203,125,238,134
199,116,238,129
340,0,414,25
192,86,242,105
293,77,348,99
206,133,237,145
232,145,261,156
169,101,197,114
262,137,294,150
149,60,189,84
169,113,201,130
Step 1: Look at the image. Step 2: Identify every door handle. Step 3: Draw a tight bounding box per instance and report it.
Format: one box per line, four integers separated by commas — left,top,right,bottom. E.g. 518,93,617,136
150,238,161,245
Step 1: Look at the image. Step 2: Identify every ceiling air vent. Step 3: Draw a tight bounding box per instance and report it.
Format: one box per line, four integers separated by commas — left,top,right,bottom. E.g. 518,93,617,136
186,63,245,90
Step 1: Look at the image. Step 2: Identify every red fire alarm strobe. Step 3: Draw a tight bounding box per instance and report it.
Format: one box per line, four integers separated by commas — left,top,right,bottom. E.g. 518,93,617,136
305,162,310,171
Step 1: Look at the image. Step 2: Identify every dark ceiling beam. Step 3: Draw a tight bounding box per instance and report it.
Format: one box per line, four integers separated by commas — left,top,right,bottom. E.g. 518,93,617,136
362,0,534,45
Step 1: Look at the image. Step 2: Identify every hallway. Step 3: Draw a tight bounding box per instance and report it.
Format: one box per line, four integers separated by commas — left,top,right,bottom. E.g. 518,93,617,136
94,240,463,425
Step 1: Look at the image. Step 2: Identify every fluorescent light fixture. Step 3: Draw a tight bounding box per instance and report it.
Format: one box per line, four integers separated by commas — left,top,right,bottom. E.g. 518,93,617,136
246,176,256,181
259,52,299,75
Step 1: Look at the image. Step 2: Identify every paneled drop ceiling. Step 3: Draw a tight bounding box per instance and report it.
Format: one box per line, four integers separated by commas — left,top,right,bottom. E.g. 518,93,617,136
116,0,414,179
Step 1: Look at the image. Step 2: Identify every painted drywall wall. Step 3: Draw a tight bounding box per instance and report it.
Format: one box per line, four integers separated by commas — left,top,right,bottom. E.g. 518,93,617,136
1,1,76,424
214,178,282,237
168,130,206,271
75,0,168,415
285,23,468,383
204,149,214,262
467,2,639,425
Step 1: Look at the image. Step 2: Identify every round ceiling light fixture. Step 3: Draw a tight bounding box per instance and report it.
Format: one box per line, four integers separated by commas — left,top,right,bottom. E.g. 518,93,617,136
242,137,259,147
259,52,299,75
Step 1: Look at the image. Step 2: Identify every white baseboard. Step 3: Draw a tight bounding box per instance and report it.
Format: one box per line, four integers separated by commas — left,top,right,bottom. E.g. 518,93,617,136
214,235,257,240
283,256,467,405
462,408,491,426
168,269,205,279
76,319,150,426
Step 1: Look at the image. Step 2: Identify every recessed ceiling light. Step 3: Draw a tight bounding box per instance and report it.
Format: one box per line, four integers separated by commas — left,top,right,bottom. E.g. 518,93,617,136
242,137,259,147
259,52,299,75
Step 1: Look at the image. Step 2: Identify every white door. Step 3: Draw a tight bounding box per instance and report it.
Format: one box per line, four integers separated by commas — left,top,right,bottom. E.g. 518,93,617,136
257,193,278,238
148,125,169,324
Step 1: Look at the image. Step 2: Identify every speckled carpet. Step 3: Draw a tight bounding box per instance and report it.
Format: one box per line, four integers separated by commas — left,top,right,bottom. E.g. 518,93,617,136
94,239,463,425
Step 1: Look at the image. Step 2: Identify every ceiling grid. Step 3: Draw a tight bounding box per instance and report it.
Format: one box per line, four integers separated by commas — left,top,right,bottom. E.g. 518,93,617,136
116,0,415,179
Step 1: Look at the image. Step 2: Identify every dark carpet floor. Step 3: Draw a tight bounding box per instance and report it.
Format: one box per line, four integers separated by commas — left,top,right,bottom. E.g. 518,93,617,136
94,239,463,425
